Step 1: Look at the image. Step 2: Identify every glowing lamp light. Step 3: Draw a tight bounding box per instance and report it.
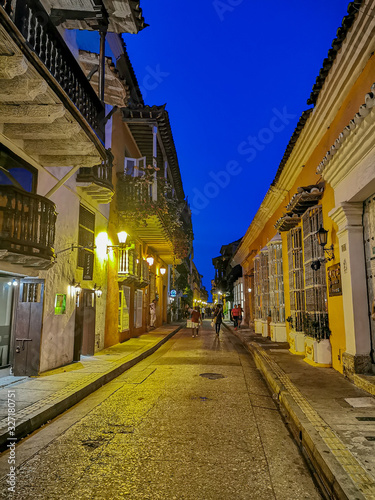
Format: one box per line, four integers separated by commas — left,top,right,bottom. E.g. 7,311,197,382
74,283,82,296
146,255,154,266
117,231,128,244
94,284,102,298
160,266,166,275
248,288,252,293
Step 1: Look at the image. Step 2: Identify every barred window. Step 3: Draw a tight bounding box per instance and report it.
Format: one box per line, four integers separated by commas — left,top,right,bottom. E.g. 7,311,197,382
254,256,261,319
302,205,328,338
260,250,269,320
287,227,305,332
268,240,285,323
78,205,95,270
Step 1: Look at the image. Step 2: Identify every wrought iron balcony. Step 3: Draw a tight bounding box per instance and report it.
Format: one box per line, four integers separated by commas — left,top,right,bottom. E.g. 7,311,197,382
0,185,57,268
76,151,114,203
0,0,104,141
117,174,193,264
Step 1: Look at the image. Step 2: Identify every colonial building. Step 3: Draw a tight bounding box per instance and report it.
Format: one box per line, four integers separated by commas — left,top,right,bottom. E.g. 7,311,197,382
230,0,375,382
105,103,193,344
0,0,192,377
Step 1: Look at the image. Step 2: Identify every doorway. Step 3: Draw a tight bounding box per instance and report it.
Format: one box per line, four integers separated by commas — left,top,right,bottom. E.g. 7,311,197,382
12,278,44,377
74,289,95,359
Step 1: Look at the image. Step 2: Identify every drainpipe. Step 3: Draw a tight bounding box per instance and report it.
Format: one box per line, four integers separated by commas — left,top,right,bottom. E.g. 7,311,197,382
98,26,107,103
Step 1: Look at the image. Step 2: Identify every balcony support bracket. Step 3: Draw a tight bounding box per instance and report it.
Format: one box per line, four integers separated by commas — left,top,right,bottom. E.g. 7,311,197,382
44,164,81,199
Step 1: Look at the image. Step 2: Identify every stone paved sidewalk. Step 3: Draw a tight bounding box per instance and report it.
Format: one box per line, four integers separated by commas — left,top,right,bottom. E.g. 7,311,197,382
224,322,375,500
0,323,182,449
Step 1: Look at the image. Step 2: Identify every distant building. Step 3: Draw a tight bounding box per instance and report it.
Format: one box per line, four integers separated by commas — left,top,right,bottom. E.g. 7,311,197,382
212,239,242,316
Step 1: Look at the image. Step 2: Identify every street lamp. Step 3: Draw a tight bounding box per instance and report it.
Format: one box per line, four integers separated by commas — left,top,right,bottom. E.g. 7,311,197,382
117,231,128,244
311,225,334,271
107,231,129,252
146,255,154,266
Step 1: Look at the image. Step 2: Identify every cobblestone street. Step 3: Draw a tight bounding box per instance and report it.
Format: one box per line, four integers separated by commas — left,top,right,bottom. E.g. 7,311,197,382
0,322,321,499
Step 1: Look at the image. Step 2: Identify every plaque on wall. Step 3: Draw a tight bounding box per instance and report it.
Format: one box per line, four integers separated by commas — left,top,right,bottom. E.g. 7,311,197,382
83,251,94,280
328,263,342,296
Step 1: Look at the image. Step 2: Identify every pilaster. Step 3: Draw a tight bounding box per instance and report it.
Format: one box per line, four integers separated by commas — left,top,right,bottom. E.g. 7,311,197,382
329,202,372,375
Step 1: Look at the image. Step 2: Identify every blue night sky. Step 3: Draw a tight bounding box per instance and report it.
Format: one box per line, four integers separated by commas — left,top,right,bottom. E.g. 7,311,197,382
79,0,350,296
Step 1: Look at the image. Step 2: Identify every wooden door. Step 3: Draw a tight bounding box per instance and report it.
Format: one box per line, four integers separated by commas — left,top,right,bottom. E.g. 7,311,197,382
13,278,44,376
74,289,95,358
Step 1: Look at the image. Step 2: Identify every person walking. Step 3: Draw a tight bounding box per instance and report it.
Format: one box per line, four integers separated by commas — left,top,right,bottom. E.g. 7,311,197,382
213,304,224,336
190,306,201,338
238,304,244,329
231,304,240,330
150,299,157,328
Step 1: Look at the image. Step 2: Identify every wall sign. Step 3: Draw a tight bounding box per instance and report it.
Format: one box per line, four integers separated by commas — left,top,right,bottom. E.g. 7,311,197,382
83,251,94,281
54,294,66,315
170,289,177,297
328,263,342,297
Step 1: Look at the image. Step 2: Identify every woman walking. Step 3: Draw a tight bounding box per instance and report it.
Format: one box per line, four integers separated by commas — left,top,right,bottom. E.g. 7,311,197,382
190,306,201,338
231,304,240,330
213,304,224,336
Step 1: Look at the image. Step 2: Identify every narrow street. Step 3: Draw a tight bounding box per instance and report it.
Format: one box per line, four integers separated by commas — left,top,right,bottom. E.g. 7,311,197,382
0,322,321,500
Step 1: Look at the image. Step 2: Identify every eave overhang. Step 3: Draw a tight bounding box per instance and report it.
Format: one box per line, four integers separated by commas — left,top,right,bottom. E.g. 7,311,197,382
45,0,147,34
307,0,363,106
122,105,185,201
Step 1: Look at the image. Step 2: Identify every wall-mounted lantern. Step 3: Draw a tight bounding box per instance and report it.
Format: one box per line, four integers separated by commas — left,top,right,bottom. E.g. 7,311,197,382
74,282,82,296
160,266,166,275
311,225,335,271
146,255,154,266
93,284,102,298
107,231,128,252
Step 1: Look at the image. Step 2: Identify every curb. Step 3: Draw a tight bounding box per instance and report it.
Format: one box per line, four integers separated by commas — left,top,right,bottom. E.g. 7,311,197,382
224,324,366,500
0,325,183,450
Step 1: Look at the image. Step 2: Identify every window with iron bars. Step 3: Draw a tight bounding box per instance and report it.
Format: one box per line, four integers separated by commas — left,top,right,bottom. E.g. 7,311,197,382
302,205,330,339
254,256,262,319
260,250,269,320
268,241,285,323
287,227,305,332
77,205,95,269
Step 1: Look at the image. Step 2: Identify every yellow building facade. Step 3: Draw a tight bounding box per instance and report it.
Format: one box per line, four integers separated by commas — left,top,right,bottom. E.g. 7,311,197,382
232,1,375,379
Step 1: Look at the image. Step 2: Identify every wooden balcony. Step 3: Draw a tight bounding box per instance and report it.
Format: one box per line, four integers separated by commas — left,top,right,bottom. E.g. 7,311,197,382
0,0,106,168
0,186,57,269
118,248,149,287
76,151,114,204
117,175,175,264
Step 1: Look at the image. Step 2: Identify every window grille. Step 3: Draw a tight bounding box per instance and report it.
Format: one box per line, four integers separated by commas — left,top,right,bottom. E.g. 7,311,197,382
260,250,269,320
287,227,305,332
254,256,261,319
302,206,329,338
78,205,95,269
118,286,130,332
268,241,285,323
134,289,143,328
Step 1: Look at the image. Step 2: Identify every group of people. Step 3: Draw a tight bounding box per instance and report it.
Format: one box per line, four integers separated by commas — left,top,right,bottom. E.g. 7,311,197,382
186,303,225,337
230,304,243,330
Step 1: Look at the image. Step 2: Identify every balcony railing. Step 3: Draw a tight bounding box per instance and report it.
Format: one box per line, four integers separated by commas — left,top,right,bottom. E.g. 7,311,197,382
76,151,114,192
0,0,104,140
0,185,57,263
118,248,149,287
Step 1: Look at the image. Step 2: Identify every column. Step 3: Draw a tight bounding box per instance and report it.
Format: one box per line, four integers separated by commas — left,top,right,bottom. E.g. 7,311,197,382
330,202,372,375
